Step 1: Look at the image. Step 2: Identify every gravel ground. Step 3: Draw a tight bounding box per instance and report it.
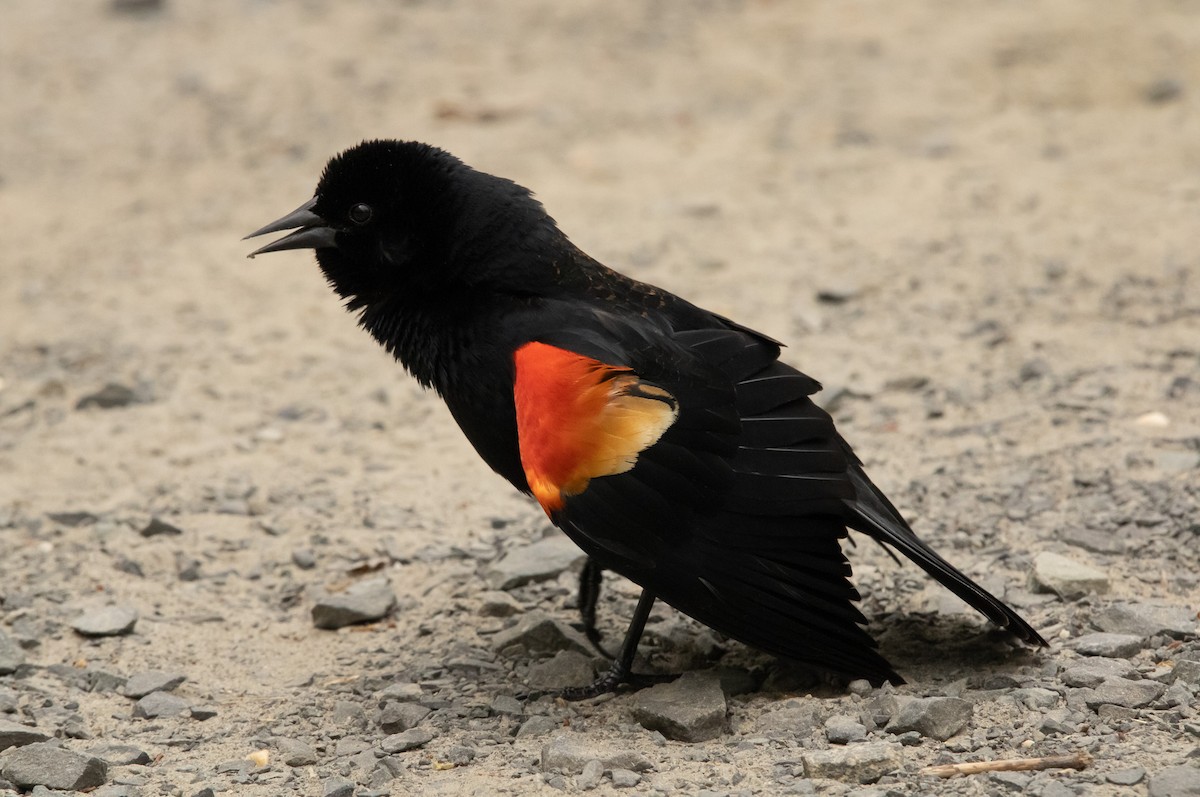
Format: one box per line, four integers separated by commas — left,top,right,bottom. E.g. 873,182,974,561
2,2,1199,795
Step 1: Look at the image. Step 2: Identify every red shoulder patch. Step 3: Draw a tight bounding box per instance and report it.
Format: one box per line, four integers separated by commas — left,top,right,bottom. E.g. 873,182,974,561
514,342,678,515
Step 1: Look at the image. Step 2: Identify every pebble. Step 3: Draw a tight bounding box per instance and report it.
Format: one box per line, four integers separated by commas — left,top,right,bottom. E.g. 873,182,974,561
380,728,434,753
483,534,586,590
1059,657,1138,688
526,651,597,691
0,742,108,791
138,517,183,537
87,743,151,766
1071,632,1144,658
76,383,138,409
322,775,355,797
1171,659,1200,686
1108,768,1147,786
886,697,973,741
132,692,190,718
757,698,827,736
1148,765,1200,797
1009,687,1060,710
1086,677,1166,709
577,758,604,790
491,611,593,657
379,702,430,733
847,679,874,697
540,732,652,775
311,578,397,629
477,590,524,618
0,631,26,675
610,768,641,788
489,695,523,716
0,719,50,752
291,549,317,570
629,671,727,742
1094,603,1197,639
72,606,139,637
988,771,1031,792
1029,551,1110,599
276,738,317,767
801,742,902,784
824,715,868,744
123,670,187,699
516,716,561,738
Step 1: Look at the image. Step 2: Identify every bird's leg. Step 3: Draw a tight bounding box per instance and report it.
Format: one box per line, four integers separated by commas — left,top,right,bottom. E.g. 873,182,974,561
576,558,613,658
562,588,669,700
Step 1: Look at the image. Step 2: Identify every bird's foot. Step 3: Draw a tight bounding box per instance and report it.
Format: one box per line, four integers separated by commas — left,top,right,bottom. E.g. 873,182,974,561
559,663,676,701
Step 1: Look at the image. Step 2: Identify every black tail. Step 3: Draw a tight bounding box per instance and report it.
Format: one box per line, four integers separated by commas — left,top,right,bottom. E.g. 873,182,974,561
845,465,1047,647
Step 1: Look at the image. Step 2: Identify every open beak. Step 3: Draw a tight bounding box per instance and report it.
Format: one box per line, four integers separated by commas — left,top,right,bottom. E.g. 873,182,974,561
245,197,338,258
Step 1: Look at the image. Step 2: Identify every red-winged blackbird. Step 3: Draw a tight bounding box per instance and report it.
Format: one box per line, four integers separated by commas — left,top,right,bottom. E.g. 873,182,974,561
248,140,1045,695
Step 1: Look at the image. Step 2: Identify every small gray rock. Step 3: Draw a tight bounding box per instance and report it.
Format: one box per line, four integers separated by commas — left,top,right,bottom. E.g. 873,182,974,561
824,715,867,744
132,692,190,718
1009,687,1060,710
123,670,187,699
610,768,641,788
444,745,475,766
375,682,424,703
0,632,25,675
76,383,140,409
887,697,973,741
516,716,560,738
477,590,524,617
87,743,151,766
1071,632,1144,658
491,611,593,657
757,698,827,736
540,732,652,775
484,534,586,590
489,695,523,716
1029,552,1110,599
1059,658,1138,688
526,651,597,691
379,702,430,734
0,719,50,752
322,775,355,797
72,606,138,637
291,549,317,569
1148,765,1200,797
988,771,1032,792
847,679,874,697
801,742,903,784
1108,768,1146,786
1094,603,1197,639
578,758,604,790
1170,659,1200,686
1086,677,1166,709
138,517,183,537
0,742,108,791
380,728,434,753
277,738,317,767
311,578,396,630
629,671,727,742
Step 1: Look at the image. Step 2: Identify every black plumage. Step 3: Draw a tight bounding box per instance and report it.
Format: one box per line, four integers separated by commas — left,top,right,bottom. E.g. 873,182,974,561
247,139,1046,694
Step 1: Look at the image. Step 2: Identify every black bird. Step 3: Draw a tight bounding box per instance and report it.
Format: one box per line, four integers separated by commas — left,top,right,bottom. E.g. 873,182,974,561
247,140,1046,695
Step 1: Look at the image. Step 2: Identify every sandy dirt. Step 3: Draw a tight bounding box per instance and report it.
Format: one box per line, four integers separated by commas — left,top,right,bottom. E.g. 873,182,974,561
1,1,1198,795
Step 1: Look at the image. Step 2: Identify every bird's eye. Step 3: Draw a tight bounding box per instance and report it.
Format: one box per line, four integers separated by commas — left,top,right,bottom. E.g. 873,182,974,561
348,203,373,225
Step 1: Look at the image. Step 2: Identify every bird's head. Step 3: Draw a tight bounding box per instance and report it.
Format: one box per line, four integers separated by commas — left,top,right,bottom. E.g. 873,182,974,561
247,140,560,309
